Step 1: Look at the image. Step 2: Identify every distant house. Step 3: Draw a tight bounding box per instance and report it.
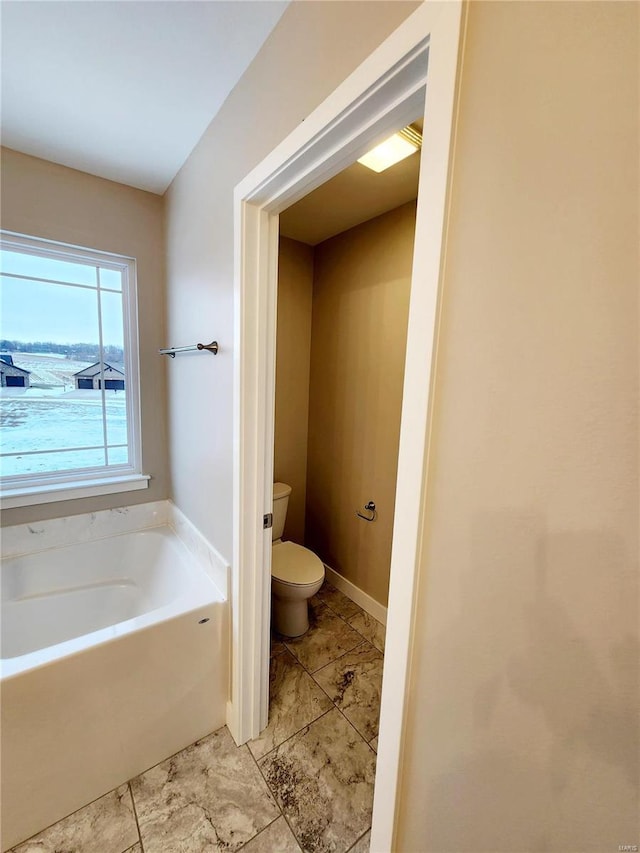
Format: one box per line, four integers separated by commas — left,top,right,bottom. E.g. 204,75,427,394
73,362,125,390
0,361,31,388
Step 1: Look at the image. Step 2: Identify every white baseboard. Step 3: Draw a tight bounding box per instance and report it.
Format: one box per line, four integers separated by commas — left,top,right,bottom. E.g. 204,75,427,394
324,564,387,625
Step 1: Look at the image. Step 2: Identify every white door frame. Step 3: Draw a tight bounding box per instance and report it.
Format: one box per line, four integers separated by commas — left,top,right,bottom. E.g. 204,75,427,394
232,2,462,847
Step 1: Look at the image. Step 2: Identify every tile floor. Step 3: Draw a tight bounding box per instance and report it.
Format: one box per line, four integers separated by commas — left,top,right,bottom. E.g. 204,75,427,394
10,582,385,853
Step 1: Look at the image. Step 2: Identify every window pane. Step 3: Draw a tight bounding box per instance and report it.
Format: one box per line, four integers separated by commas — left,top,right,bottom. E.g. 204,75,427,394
99,267,123,291
0,396,106,457
1,276,100,349
100,290,128,462
0,277,107,477
0,447,107,477
0,249,97,287
107,444,129,466
100,289,124,352
0,233,139,494
105,396,128,465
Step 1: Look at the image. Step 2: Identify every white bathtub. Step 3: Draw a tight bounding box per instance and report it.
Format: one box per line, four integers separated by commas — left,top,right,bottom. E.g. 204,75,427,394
0,512,228,851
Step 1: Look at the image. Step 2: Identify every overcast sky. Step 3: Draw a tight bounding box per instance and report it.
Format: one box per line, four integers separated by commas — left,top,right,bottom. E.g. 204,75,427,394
0,250,124,346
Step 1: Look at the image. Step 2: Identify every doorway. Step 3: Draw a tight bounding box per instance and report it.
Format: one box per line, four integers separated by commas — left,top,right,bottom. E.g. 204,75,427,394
232,4,462,848
274,153,421,621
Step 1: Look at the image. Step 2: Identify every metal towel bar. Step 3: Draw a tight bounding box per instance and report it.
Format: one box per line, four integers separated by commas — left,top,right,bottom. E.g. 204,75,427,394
159,341,219,358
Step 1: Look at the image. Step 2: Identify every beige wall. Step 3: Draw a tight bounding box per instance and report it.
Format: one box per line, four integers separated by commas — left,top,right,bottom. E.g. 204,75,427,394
164,0,637,847
0,148,169,526
164,1,419,558
396,2,639,850
306,203,415,605
274,237,314,544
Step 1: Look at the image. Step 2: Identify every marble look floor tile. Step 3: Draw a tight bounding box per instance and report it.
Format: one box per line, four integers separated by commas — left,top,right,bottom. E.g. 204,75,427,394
347,830,370,852
259,708,376,853
249,650,332,761
369,737,378,753
131,726,279,853
315,581,362,621
284,600,363,673
239,817,302,852
12,786,138,853
312,643,383,742
271,632,287,657
348,612,386,654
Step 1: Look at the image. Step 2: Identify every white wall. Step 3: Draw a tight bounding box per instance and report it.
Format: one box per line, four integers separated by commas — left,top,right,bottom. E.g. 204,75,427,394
165,1,420,558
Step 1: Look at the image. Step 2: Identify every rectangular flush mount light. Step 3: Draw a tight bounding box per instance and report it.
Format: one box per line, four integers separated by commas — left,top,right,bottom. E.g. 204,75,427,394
357,125,422,173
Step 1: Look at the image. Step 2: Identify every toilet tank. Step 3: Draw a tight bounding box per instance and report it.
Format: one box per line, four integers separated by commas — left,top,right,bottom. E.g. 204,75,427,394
272,482,292,541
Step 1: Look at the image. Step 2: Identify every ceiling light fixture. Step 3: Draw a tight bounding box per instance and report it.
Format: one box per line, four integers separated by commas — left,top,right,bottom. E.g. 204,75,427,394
357,125,422,173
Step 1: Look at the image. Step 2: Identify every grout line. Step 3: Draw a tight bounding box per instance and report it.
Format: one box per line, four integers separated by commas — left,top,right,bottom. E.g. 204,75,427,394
288,630,376,675
308,641,385,741
254,639,378,762
330,689,379,753
244,729,309,852
234,813,283,852
7,784,132,849
247,708,334,853
346,826,372,852
283,627,367,675
127,781,145,853
280,813,306,853
268,645,378,763
311,639,369,677
346,613,385,649
254,701,373,848
122,726,225,783
260,583,382,849
316,590,363,624
244,733,285,816
289,624,384,748
251,705,336,763
262,646,335,738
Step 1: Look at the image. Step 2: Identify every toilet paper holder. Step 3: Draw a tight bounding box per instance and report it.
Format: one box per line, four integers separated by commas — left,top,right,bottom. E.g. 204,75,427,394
356,501,377,522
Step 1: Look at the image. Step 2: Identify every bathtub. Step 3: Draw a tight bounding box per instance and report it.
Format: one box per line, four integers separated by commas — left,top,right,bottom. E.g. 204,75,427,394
0,510,228,851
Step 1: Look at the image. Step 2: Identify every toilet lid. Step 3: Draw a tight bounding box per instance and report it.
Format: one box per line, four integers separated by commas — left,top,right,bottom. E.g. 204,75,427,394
271,541,325,585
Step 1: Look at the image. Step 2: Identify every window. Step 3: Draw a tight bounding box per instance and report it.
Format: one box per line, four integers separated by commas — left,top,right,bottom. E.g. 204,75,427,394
0,232,148,507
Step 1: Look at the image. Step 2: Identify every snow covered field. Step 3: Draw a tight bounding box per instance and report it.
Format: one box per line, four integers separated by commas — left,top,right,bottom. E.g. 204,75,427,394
0,390,128,476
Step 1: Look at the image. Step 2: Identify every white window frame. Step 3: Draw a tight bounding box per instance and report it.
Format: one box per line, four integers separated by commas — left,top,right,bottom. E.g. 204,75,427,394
0,231,149,508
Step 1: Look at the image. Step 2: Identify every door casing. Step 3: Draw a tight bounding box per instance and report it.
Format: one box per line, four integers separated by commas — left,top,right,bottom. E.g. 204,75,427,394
231,3,463,847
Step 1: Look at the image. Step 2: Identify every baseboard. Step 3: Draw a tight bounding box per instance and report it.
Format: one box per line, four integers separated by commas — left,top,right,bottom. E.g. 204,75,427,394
323,564,387,625
226,700,241,745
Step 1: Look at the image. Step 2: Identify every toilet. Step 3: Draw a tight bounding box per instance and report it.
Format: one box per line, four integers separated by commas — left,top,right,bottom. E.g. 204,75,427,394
271,482,325,637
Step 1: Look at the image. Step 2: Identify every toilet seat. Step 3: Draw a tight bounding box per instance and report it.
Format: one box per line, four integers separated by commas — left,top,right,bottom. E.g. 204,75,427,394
271,541,324,585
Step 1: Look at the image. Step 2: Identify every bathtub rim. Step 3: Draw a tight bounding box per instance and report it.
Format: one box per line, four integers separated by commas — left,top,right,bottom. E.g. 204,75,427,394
0,523,225,680
1,502,229,594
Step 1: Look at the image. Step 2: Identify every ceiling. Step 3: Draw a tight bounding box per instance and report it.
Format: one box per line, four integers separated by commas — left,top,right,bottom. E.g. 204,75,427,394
279,122,422,246
0,1,289,194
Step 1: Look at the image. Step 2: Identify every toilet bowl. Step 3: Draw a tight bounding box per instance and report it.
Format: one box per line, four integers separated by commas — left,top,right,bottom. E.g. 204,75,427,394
271,483,325,637
272,541,324,636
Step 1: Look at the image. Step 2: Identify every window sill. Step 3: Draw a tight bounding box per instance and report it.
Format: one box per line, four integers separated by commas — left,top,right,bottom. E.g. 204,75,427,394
0,474,150,509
